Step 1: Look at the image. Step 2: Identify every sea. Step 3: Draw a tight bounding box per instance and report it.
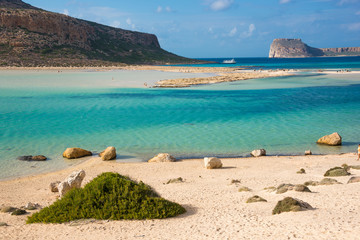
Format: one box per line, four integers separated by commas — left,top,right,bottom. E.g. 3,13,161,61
1,56,360,180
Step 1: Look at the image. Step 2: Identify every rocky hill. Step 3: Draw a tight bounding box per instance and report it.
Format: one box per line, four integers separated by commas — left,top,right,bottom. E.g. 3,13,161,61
0,0,197,67
269,39,360,58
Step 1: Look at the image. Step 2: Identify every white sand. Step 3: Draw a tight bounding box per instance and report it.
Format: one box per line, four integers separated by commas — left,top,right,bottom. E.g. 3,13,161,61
1,153,360,239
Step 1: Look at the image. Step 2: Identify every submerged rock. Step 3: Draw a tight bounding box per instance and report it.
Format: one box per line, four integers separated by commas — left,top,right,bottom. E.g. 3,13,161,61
17,155,47,161
272,197,313,215
63,148,92,159
324,167,350,177
316,132,342,146
32,155,47,161
148,153,176,163
204,157,223,169
251,149,266,157
99,146,116,161
17,155,33,161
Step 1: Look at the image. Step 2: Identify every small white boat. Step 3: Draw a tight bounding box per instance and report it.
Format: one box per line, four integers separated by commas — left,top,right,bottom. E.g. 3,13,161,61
222,59,236,64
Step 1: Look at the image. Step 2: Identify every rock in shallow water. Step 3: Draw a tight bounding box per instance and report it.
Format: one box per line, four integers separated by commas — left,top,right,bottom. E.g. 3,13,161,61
63,148,92,159
251,149,266,157
148,153,176,163
99,146,116,161
316,132,342,146
17,155,47,161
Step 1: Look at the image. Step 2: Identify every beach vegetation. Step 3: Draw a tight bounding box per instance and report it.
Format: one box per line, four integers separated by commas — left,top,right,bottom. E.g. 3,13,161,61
27,172,186,224
324,167,350,177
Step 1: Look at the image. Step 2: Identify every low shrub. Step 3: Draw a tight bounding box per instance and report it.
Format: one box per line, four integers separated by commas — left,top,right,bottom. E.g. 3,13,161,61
27,172,185,223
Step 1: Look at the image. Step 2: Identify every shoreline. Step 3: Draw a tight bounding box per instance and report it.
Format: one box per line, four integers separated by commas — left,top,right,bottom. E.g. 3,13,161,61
1,152,360,239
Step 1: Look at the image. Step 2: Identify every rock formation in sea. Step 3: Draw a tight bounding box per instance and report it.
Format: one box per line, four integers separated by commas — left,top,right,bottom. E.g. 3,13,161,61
269,38,360,58
0,0,198,66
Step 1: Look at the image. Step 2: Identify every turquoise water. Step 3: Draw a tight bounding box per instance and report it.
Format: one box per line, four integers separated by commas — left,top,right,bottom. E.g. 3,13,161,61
1,59,360,179
186,56,360,70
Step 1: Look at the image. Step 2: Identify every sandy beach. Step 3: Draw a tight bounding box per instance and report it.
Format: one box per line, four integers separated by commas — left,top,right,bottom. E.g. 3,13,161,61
1,153,360,239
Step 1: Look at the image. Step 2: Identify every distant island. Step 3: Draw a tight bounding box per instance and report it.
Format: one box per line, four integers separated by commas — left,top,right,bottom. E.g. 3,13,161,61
269,39,360,58
0,0,199,67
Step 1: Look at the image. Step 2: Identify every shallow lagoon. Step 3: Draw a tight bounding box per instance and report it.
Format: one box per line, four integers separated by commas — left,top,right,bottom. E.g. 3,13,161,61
1,69,360,179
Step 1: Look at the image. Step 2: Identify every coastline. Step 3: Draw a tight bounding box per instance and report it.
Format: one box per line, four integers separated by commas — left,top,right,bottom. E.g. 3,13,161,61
1,153,360,239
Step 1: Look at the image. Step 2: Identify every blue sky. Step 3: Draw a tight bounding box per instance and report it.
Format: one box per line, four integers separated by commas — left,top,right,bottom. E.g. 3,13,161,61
26,0,360,58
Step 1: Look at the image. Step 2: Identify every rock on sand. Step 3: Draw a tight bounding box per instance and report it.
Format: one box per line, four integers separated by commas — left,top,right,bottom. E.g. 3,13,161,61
204,157,223,169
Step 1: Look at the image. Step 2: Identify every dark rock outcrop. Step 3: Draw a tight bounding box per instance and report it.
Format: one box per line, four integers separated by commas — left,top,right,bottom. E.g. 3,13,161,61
0,0,197,66
269,38,360,58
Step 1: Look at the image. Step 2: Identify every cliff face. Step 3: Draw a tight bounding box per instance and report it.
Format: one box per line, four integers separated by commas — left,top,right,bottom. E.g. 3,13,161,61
269,39,360,58
269,39,324,58
0,0,193,66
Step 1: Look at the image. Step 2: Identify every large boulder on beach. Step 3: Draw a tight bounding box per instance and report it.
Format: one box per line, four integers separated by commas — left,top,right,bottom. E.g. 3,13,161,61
99,146,116,161
148,153,176,163
58,170,86,197
316,132,342,146
251,149,266,157
63,148,92,159
204,157,223,169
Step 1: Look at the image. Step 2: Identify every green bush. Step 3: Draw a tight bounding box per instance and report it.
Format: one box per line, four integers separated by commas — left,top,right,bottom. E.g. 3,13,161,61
27,172,185,223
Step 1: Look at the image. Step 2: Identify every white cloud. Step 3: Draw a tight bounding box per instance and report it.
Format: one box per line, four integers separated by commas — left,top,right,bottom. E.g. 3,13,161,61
111,20,121,28
157,6,173,13
63,9,69,16
348,22,360,30
82,7,127,19
126,18,136,30
279,0,291,3
208,27,214,33
242,24,256,37
229,27,237,37
209,0,234,11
